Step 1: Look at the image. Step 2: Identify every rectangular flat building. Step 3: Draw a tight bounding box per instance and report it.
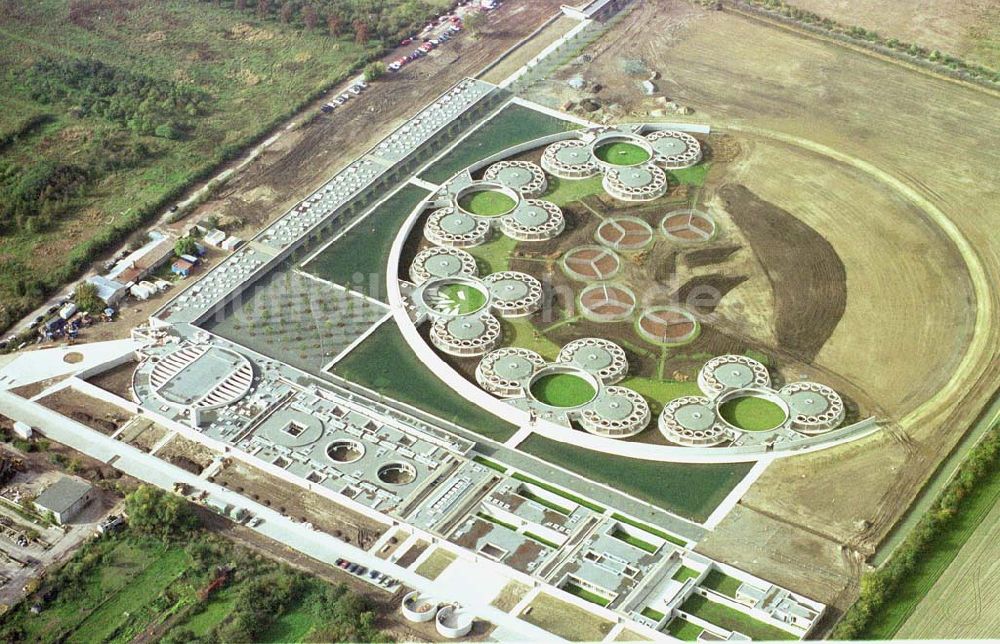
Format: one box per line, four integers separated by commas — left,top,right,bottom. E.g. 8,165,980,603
34,476,95,524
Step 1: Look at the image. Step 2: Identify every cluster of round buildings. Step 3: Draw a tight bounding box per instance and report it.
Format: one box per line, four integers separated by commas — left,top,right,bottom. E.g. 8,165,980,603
424,160,564,247
541,127,702,201
401,591,474,639
658,354,846,447
475,338,651,438
409,246,543,357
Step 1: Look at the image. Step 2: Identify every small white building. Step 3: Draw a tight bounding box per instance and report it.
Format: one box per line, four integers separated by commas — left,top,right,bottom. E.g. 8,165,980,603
220,236,243,252
34,476,95,524
203,229,227,248
85,276,128,307
13,421,33,439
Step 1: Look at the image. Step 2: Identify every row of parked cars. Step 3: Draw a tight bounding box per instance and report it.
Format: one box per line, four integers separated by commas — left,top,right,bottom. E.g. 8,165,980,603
335,557,396,588
320,80,369,113
389,14,464,72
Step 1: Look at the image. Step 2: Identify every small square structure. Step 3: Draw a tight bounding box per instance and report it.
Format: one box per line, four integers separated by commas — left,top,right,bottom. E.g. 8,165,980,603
34,476,95,524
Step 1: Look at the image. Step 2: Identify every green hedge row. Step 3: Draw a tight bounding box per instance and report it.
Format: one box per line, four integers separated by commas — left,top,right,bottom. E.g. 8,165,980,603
833,421,1000,638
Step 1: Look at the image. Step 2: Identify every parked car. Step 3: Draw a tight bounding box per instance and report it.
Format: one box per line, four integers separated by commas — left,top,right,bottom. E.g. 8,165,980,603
348,85,362,95
332,97,346,106
339,92,351,101
347,563,359,573
320,105,334,113
400,37,413,45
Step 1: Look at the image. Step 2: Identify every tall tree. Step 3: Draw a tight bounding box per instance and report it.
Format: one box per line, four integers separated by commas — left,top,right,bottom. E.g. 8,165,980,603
302,4,317,29
326,13,341,36
353,20,368,45
279,1,293,23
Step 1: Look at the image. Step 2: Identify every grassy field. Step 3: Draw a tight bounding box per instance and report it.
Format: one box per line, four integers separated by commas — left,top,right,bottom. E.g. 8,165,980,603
701,570,743,598
540,175,606,206
511,472,606,513
458,189,517,216
521,592,615,641
594,141,650,165
518,434,752,522
673,566,701,583
0,0,393,332
640,606,665,621
0,530,374,643
680,594,796,641
529,372,596,407
718,395,788,431
302,184,429,300
414,548,456,581
612,513,687,546
667,617,704,641
419,102,578,184
329,320,519,442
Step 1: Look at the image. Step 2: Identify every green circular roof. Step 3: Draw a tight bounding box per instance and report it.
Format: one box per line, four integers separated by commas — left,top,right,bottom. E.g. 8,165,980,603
674,401,717,431
592,392,634,421
570,346,613,373
447,316,486,340
494,166,533,188
489,278,530,302
651,136,687,155
555,146,592,165
424,253,464,278
785,390,830,415
713,363,756,389
439,212,478,235
613,166,654,188
513,204,550,227
493,355,537,381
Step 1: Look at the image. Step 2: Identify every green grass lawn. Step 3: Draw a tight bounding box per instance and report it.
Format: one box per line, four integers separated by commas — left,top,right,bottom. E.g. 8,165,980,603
501,316,563,361
681,595,796,641
594,141,651,166
563,582,611,607
518,435,753,522
672,565,701,583
329,320,519,442
261,603,320,643
612,513,687,547
458,189,517,216
540,174,606,206
478,512,519,532
420,103,579,184
619,376,703,414
610,527,658,553
437,282,488,314
667,617,704,641
529,373,596,407
641,606,665,622
175,589,238,637
718,395,788,431
524,532,560,549
667,163,710,186
302,184,431,300
473,455,508,473
511,472,606,513
701,569,743,598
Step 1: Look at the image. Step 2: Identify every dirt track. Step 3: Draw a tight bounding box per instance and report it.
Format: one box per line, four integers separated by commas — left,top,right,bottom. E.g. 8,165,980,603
186,0,567,240
523,0,1000,613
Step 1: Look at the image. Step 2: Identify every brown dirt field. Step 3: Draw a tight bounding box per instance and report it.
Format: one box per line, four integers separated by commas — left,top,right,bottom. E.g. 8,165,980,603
374,528,410,560
213,459,386,549
116,417,169,453
395,539,429,569
85,359,138,400
154,434,217,475
783,0,1000,70
9,375,68,400
717,182,846,361
185,0,568,241
36,386,132,436
480,15,581,85
527,1,1000,614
